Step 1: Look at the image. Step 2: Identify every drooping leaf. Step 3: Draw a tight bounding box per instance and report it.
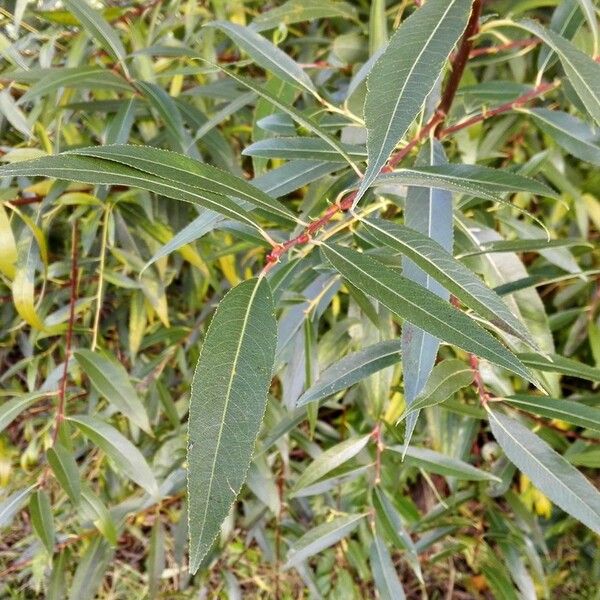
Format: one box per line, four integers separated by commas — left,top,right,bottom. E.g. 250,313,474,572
187,277,277,573
251,0,358,32
296,339,402,406
68,415,159,497
207,21,317,95
376,164,557,202
29,490,55,554
397,140,452,448
47,444,81,505
284,513,366,569
370,536,407,600
488,409,600,535
291,434,371,495
73,349,151,434
356,0,473,204
63,0,127,68
0,392,49,433
0,486,35,528
322,244,534,383
68,537,114,600
519,19,600,126
518,352,600,382
505,395,600,431
401,359,474,420
362,219,537,346
389,445,500,482
526,108,600,166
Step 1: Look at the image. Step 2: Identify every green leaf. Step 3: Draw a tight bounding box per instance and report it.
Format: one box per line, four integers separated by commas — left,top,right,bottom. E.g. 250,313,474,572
488,409,600,535
370,536,406,600
458,237,592,256
389,445,500,482
291,434,371,495
47,444,81,505
29,490,55,554
147,521,165,600
207,21,317,95
402,359,474,420
400,141,451,450
0,392,48,433
519,19,600,126
518,352,600,382
296,339,402,406
526,108,600,166
218,68,361,175
243,137,367,161
74,349,151,434
377,164,558,202
356,0,473,204
80,485,118,545
362,219,537,347
63,0,127,68
251,0,358,32
284,513,366,569
322,244,534,384
0,203,17,279
19,67,132,102
0,153,267,229
504,395,600,431
68,415,159,497
0,486,34,528
187,277,277,574
65,145,297,225
68,537,114,600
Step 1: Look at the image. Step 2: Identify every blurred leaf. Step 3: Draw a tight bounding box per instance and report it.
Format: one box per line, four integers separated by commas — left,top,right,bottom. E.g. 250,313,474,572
29,489,55,554
370,536,406,600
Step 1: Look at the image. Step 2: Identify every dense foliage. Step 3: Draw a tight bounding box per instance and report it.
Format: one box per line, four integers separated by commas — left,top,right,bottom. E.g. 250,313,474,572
1,0,600,597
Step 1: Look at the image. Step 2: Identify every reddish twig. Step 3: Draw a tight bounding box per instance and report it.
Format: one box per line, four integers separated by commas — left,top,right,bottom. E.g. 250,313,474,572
439,80,558,136
372,423,384,485
470,354,490,405
435,0,482,136
4,195,45,207
469,38,540,58
52,221,78,444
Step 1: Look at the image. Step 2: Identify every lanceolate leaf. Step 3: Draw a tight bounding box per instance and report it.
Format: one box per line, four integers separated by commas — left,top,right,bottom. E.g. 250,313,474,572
518,352,600,382
0,152,281,229
47,445,81,505
284,513,366,569
243,137,367,161
68,415,159,497
296,339,402,406
291,434,371,495
74,349,151,434
526,108,600,166
29,490,55,554
322,244,534,383
362,219,537,347
389,445,500,482
64,145,297,225
63,0,127,68
370,536,407,600
218,68,361,175
504,395,600,431
206,21,317,95
488,409,600,535
399,140,452,449
0,392,49,433
356,0,473,204
519,19,600,126
187,277,277,573
402,359,474,420
376,164,557,202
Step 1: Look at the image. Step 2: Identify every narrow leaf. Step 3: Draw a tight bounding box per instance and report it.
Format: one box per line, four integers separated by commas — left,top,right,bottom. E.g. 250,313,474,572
356,0,473,204
402,359,474,420
0,392,48,433
488,409,600,534
322,244,534,383
518,352,600,382
47,444,81,505
370,536,406,600
68,415,159,497
284,513,366,569
29,490,55,554
291,434,371,495
187,277,277,573
296,339,402,406
207,21,317,95
74,349,151,434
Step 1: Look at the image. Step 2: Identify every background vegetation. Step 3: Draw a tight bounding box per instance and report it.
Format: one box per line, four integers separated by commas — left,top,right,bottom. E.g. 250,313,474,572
0,0,599,598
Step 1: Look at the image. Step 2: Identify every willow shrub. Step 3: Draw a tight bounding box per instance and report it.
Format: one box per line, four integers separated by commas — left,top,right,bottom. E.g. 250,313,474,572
1,0,600,597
